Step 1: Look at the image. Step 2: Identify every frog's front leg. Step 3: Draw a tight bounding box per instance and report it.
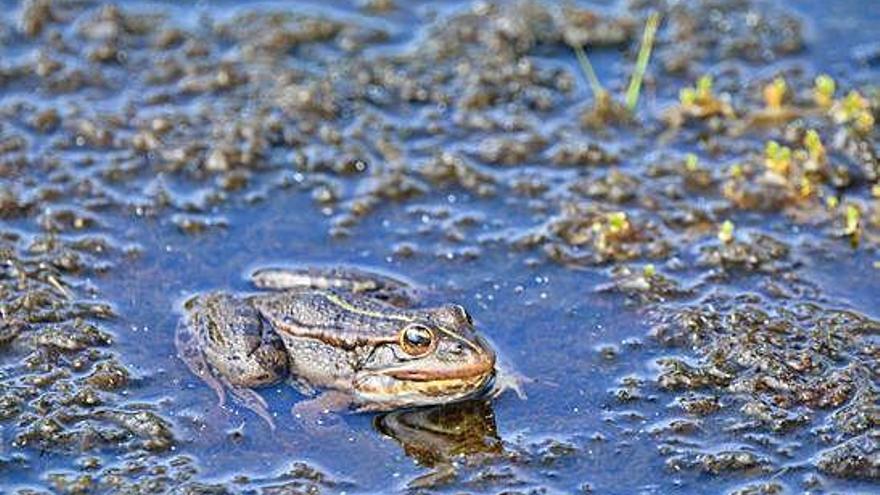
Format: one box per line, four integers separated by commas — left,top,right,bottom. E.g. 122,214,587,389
290,389,353,424
179,293,290,428
250,265,420,307
288,390,361,439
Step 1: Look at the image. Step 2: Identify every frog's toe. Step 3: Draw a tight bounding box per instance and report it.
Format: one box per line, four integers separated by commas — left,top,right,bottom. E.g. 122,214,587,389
490,367,531,400
229,385,275,430
407,463,457,490
291,390,352,425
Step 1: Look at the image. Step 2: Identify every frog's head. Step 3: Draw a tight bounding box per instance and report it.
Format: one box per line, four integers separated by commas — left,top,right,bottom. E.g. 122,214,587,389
354,304,496,408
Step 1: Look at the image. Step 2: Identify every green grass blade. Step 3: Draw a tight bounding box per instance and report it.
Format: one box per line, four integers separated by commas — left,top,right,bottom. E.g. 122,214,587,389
625,12,661,112
572,43,605,100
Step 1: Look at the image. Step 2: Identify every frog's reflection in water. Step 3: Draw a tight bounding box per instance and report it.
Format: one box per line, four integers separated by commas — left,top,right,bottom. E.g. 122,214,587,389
374,399,502,489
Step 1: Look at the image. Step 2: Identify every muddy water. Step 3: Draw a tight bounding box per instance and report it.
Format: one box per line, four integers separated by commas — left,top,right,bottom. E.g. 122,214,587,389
1,0,878,494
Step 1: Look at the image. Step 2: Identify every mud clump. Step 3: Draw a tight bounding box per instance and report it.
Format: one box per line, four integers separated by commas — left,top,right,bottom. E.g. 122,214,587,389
816,431,880,480
645,291,880,481
667,449,769,475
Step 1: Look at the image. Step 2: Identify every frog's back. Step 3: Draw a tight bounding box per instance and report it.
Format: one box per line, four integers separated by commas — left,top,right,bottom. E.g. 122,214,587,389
252,290,413,347
250,290,407,391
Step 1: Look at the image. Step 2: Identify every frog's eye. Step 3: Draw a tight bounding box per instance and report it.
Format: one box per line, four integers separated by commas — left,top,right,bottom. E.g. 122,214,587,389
399,324,435,356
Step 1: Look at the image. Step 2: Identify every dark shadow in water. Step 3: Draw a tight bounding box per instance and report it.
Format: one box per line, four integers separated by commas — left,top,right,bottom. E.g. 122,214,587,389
375,399,501,489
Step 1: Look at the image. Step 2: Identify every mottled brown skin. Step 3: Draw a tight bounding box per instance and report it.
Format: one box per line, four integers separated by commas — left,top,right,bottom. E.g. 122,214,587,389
176,267,497,427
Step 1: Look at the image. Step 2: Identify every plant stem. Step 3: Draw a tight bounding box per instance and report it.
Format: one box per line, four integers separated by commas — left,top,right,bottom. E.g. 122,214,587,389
625,12,661,112
572,43,605,101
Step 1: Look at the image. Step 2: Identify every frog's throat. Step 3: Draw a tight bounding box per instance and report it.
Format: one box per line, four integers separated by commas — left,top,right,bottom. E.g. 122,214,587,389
354,370,495,405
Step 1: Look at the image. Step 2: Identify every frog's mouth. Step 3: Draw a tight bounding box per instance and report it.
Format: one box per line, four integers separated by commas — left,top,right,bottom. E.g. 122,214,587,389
353,363,496,407
380,356,496,382
354,372,495,407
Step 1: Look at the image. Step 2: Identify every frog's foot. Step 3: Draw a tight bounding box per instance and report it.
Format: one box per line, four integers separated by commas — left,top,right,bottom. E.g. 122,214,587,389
291,390,352,424
250,265,420,307
407,463,457,490
290,390,357,438
175,321,227,407
489,365,531,401
229,384,276,430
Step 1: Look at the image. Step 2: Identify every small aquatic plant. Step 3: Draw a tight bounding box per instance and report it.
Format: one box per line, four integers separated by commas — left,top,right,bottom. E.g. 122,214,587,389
573,43,630,128
572,43,605,102
844,205,860,234
675,75,734,120
813,74,836,108
800,129,826,182
763,77,787,111
764,140,792,176
685,153,699,171
606,211,630,234
803,129,825,165
798,176,814,199
728,163,744,179
844,204,861,246
573,12,661,120
742,75,803,127
718,220,735,244
642,263,656,278
679,75,712,107
832,90,875,133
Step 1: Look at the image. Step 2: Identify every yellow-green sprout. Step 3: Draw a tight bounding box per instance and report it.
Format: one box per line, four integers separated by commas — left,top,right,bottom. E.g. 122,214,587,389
643,263,656,278
718,220,735,244
856,110,876,133
607,211,630,234
813,74,836,108
844,204,860,236
696,75,713,101
674,74,736,120
765,140,792,176
803,129,826,165
679,75,713,106
842,91,866,117
798,176,814,198
833,90,875,133
763,77,787,111
729,163,744,179
685,153,699,171
679,87,696,106
844,204,861,247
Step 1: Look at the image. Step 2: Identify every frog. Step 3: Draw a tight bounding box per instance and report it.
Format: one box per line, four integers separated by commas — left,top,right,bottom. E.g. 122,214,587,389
176,266,509,428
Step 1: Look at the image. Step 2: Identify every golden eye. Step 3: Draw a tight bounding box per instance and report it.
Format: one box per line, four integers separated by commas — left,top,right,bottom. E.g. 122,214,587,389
399,324,435,356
